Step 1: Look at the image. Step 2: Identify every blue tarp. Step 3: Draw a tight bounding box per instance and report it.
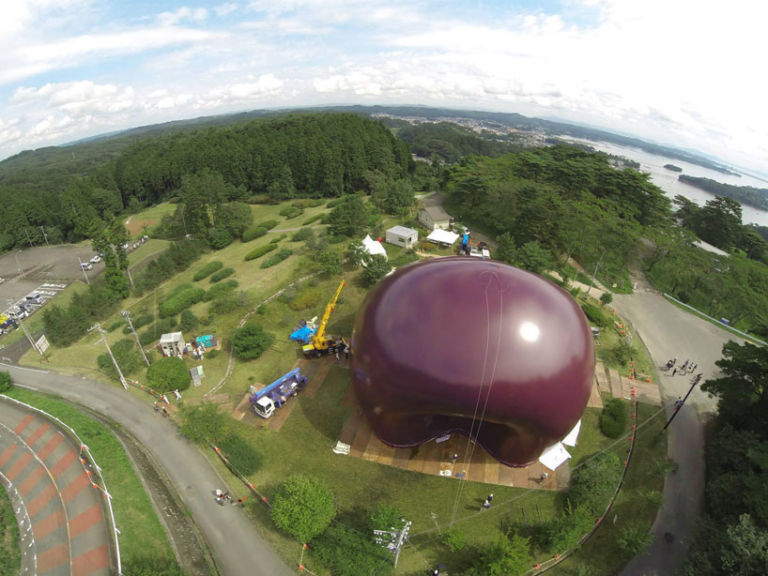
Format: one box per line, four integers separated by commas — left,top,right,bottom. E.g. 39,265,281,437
289,325,315,344
196,334,215,348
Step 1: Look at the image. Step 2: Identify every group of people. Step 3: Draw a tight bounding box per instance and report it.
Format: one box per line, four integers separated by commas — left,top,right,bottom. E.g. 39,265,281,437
664,357,697,376
481,493,494,509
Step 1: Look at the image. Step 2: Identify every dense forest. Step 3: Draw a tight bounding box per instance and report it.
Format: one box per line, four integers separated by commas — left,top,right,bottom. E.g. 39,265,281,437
394,121,519,163
0,113,410,251
679,174,768,210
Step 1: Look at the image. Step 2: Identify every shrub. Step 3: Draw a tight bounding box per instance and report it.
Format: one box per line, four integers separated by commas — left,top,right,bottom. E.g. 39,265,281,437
159,286,206,318
369,503,403,532
271,474,336,542
600,292,614,306
0,371,12,393
270,234,286,244
244,244,277,261
581,301,612,327
146,357,190,392
617,525,653,556
219,434,263,475
205,279,239,301
291,228,315,242
232,321,274,360
193,261,224,281
108,319,124,332
441,527,466,552
545,504,594,553
260,248,292,268
209,297,238,315
97,339,144,379
255,219,279,230
210,267,235,283
279,205,304,219
608,340,635,366
132,312,155,330
208,228,233,250
600,398,628,438
179,310,199,332
313,523,393,576
242,226,268,242
302,214,323,226
568,452,622,515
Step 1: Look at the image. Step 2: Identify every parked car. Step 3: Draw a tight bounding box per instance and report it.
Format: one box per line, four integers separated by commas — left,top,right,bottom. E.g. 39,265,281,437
80,262,93,271
90,255,101,264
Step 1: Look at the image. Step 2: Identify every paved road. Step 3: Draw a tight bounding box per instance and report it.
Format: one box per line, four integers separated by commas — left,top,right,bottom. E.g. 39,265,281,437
612,276,743,576
0,363,294,576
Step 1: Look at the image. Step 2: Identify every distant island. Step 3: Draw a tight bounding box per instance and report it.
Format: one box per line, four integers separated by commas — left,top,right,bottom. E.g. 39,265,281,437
664,164,683,172
678,175,768,211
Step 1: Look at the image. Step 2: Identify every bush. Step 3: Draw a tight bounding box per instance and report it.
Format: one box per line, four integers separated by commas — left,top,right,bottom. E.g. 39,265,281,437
242,226,268,242
441,527,466,552
132,312,155,330
193,261,224,281
302,214,323,226
210,267,235,282
545,504,594,553
270,234,286,244
617,525,653,556
608,340,635,366
244,244,277,261
0,371,12,393
279,205,304,219
107,319,124,332
219,434,263,474
232,321,274,360
313,523,393,576
209,297,238,315
291,228,315,242
271,474,336,542
600,398,628,438
568,452,622,515
97,339,144,379
159,286,206,318
179,310,199,332
146,357,190,392
208,227,233,249
581,301,612,328
260,248,292,269
205,279,238,301
600,292,614,306
369,503,403,532
255,219,279,230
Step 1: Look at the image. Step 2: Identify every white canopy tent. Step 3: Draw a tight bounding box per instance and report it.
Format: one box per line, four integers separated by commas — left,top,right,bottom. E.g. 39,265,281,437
538,442,572,471
362,235,388,260
426,229,459,246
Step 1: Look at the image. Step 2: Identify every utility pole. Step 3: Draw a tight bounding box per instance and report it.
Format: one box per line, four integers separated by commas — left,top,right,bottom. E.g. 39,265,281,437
78,257,90,285
90,323,128,390
586,252,604,296
40,226,49,246
373,519,411,569
663,373,703,430
122,311,149,366
18,317,43,357
23,229,33,248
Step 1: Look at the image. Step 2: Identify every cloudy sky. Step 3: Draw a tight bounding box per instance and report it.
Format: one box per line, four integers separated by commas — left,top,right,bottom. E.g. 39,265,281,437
1,0,766,173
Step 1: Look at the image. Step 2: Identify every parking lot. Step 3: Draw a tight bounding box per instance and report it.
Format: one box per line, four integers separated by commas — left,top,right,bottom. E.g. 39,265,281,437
0,245,103,322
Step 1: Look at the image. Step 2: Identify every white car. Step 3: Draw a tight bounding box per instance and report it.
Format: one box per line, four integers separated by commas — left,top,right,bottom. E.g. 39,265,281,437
90,255,101,264
80,262,93,271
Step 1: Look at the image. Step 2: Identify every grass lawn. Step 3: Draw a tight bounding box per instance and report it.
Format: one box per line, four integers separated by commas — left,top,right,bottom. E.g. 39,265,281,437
5,387,177,569
127,239,171,270
124,202,176,238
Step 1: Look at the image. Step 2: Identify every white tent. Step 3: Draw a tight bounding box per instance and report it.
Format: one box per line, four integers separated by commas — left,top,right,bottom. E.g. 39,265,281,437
362,235,388,260
538,442,572,471
562,419,581,447
427,229,459,246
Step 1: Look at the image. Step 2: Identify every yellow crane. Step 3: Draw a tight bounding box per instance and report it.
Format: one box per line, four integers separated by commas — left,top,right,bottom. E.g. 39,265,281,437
302,280,347,357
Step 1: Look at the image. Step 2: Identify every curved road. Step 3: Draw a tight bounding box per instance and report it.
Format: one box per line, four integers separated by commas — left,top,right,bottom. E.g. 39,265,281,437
612,275,743,576
0,363,294,576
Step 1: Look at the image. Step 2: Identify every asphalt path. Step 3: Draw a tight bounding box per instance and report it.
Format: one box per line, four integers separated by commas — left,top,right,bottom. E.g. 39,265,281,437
0,363,294,576
612,275,743,576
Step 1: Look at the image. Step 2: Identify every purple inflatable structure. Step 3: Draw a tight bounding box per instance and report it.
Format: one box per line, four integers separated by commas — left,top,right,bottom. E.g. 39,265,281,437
350,257,595,467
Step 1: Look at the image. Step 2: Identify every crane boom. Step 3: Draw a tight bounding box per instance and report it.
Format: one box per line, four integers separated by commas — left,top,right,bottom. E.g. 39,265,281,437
313,280,345,346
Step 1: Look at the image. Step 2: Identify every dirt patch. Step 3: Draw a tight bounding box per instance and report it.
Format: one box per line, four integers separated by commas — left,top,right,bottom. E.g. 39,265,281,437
125,217,158,238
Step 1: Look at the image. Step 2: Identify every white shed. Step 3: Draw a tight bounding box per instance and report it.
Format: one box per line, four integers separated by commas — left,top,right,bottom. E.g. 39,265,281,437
362,235,388,260
385,226,418,249
159,332,185,357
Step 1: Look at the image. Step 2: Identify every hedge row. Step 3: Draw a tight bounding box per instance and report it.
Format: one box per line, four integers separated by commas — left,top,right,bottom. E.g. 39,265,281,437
242,226,268,242
193,260,224,281
210,268,235,282
260,249,292,269
159,286,207,318
245,244,277,261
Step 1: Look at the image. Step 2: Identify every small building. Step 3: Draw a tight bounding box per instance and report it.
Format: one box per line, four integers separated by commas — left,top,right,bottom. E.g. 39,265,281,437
418,193,452,230
384,226,418,249
362,235,388,259
159,332,185,357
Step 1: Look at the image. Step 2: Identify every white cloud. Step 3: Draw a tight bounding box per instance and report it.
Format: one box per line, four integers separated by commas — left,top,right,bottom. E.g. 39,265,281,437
215,2,239,17
158,6,209,27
